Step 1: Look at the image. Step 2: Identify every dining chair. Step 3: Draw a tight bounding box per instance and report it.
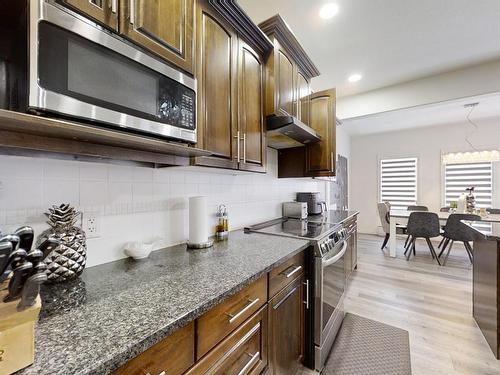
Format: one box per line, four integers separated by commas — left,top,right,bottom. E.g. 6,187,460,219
438,214,480,265
377,202,406,250
407,205,429,211
405,212,442,265
404,206,429,249
437,207,451,249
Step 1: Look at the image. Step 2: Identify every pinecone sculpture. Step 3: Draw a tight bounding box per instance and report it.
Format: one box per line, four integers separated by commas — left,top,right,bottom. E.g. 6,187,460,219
37,204,87,283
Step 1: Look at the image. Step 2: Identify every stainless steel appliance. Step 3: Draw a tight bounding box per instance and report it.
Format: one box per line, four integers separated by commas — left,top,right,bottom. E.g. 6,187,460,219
266,115,321,149
244,217,347,371
312,227,347,370
297,192,327,215
3,0,197,143
282,202,308,220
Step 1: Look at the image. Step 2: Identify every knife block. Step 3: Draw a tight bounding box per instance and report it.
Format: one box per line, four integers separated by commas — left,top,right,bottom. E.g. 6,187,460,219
0,281,41,375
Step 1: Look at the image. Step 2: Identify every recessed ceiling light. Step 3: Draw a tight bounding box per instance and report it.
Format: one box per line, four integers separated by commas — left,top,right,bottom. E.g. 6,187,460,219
319,3,339,19
348,73,363,83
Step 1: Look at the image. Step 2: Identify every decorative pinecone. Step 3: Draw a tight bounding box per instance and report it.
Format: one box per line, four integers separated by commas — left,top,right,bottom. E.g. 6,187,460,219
37,204,87,283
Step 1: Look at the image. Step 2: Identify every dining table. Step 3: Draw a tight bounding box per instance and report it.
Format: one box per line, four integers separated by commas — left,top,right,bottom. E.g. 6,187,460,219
388,209,500,257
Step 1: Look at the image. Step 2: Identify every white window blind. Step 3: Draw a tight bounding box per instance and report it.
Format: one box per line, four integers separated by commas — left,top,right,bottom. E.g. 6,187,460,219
380,157,417,210
444,162,493,208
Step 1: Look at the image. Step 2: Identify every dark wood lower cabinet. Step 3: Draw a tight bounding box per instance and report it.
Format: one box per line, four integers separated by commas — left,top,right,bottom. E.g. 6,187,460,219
186,306,268,375
473,237,500,359
268,276,304,375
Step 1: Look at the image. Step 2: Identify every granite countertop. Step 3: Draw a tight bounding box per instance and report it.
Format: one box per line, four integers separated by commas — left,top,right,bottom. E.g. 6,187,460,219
17,230,310,375
307,210,359,225
463,220,500,241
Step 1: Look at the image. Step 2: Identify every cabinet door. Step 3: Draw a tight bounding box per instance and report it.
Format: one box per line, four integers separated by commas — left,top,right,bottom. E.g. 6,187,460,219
120,0,194,74
192,1,238,170
296,70,310,126
61,0,118,30
306,89,336,176
277,47,295,117
238,41,266,173
113,322,195,375
268,276,304,375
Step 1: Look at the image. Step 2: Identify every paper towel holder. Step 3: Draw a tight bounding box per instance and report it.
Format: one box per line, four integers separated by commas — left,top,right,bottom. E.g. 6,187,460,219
187,239,214,249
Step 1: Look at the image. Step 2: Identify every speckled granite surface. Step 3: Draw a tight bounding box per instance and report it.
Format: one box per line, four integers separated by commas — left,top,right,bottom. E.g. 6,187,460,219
463,220,500,241
16,230,309,375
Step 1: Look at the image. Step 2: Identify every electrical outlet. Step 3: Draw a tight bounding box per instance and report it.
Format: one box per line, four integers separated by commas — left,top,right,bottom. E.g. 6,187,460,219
83,212,101,239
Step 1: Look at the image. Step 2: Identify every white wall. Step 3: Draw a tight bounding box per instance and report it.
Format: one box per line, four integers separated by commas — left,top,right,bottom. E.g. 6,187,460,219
0,149,321,267
337,58,500,119
350,117,500,234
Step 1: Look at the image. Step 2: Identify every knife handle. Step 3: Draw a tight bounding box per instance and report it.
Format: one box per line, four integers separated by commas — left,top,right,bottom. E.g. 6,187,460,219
4,262,33,302
17,273,47,311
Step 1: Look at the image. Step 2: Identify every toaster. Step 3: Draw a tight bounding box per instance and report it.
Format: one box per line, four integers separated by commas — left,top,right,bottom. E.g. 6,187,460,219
282,202,308,219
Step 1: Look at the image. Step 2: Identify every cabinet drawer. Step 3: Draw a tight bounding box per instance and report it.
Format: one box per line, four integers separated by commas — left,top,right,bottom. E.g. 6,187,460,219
197,275,267,359
268,252,305,298
113,322,194,375
187,306,268,375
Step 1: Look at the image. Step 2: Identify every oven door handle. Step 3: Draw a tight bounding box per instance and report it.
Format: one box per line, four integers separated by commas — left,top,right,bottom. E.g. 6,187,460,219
322,240,347,267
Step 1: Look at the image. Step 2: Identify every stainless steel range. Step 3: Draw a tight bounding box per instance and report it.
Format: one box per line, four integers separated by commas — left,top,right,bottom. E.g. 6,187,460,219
245,217,348,371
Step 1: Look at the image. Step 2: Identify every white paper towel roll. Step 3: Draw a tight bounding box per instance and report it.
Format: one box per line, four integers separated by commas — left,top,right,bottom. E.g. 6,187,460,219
189,196,209,245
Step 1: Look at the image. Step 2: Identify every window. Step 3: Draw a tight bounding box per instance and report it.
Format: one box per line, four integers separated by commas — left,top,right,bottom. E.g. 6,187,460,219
380,157,418,210
444,162,493,208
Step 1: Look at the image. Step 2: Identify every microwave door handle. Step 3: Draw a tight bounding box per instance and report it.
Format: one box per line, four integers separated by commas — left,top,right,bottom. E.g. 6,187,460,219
322,241,347,267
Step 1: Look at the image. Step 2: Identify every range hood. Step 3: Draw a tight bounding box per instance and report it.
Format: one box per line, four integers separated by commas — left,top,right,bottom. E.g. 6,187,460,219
266,115,321,149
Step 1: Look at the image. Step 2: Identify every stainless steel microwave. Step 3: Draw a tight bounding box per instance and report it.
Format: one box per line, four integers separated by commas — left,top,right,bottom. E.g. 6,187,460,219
18,0,197,143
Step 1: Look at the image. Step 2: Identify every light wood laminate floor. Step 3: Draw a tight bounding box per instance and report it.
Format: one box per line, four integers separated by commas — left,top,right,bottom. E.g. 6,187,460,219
300,234,500,375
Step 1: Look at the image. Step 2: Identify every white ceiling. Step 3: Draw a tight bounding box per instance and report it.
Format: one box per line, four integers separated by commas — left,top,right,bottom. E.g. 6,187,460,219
340,92,500,136
238,0,500,97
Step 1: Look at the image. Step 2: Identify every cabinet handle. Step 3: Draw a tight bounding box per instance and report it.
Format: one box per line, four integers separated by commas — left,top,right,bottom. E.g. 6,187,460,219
234,131,240,163
280,265,302,278
303,279,310,309
129,0,135,24
242,133,247,163
146,372,165,375
237,352,260,375
331,152,335,172
226,298,259,324
110,0,117,13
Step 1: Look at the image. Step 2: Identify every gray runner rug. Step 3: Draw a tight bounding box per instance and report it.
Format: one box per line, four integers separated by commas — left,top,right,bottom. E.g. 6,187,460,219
322,313,412,375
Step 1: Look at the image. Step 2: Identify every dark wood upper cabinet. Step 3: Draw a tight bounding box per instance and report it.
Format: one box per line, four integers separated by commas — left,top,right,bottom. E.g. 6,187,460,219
60,0,119,30
268,276,305,375
259,15,320,120
296,70,311,126
238,41,266,173
277,48,295,116
192,0,271,172
119,0,195,74
191,1,239,170
307,88,336,176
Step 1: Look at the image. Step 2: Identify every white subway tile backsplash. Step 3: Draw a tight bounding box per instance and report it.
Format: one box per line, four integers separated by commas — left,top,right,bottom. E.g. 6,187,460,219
79,162,108,181
42,179,79,208
43,159,79,180
0,149,322,267
80,181,107,207
108,165,133,182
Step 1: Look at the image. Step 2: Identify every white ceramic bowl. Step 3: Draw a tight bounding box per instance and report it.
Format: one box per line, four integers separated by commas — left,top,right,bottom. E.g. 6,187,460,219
124,241,153,260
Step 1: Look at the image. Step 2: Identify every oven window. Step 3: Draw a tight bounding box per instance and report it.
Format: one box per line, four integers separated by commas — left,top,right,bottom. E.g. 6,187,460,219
37,21,195,131
322,251,345,330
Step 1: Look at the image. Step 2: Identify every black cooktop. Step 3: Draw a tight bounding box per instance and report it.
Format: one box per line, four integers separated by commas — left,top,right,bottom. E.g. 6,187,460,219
245,218,340,241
